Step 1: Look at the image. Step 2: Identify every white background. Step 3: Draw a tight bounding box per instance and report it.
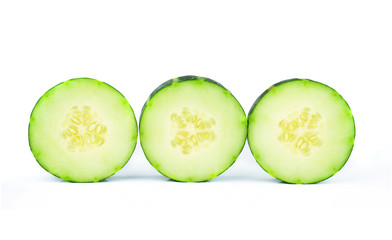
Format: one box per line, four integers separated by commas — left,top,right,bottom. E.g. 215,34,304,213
1,0,391,239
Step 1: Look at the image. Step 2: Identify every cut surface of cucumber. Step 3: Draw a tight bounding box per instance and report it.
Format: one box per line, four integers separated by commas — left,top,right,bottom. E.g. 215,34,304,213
29,78,138,182
248,79,355,184
140,76,247,182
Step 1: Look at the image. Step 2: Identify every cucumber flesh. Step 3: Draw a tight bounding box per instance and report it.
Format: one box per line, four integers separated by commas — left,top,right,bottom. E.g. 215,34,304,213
29,78,138,182
140,76,247,182
248,79,355,184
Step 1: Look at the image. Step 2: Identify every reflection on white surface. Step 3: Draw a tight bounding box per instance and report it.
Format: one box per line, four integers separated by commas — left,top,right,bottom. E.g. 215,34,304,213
1,0,392,239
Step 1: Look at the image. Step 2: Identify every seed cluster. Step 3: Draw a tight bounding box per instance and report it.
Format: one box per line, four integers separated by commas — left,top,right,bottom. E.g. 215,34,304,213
170,107,216,155
278,108,323,156
63,106,107,152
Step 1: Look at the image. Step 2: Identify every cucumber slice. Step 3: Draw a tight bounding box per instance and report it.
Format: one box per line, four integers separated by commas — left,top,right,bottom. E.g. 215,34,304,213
248,79,355,184
140,76,247,182
29,78,138,182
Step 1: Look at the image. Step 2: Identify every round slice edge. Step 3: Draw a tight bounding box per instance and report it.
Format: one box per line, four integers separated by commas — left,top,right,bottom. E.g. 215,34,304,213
248,79,355,184
140,76,247,182
29,78,138,182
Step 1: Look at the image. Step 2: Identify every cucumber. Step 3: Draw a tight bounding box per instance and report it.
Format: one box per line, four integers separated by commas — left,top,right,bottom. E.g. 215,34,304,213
248,79,355,184
139,76,247,182
29,78,138,182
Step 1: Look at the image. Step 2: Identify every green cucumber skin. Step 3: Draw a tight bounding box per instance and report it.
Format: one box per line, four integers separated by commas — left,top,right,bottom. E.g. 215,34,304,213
249,79,316,117
140,75,247,182
140,75,227,124
28,78,138,183
248,78,356,184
